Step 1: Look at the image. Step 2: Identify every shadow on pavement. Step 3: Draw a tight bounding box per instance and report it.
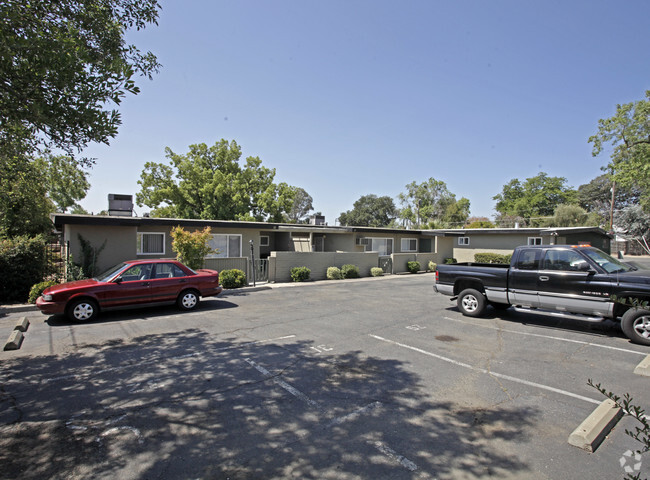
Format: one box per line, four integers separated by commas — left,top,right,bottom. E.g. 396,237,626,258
0,329,539,479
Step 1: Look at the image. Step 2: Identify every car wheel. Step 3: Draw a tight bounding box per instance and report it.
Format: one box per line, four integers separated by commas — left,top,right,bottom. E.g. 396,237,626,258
621,309,650,346
177,290,200,311
67,299,98,322
457,288,487,317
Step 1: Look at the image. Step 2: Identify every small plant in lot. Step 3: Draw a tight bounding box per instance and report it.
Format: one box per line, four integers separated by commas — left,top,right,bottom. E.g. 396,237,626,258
220,269,246,288
291,266,311,282
371,267,383,277
407,261,420,274
341,264,360,279
444,257,457,264
327,267,342,280
428,261,437,271
28,280,58,303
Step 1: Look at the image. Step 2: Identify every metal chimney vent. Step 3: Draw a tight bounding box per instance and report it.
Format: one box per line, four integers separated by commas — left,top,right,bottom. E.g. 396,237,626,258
108,194,134,216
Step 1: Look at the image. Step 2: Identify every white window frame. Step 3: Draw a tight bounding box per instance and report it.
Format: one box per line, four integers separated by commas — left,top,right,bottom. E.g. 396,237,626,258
207,234,242,258
401,238,418,252
137,232,165,255
260,235,269,247
458,237,470,246
528,237,543,246
365,238,394,256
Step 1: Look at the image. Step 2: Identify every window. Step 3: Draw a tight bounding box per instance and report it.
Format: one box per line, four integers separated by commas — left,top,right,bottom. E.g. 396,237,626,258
458,237,470,246
207,234,242,258
514,249,542,270
260,235,269,247
401,238,417,252
121,263,153,281
542,249,589,271
153,263,187,279
137,233,165,255
528,237,543,245
366,238,393,256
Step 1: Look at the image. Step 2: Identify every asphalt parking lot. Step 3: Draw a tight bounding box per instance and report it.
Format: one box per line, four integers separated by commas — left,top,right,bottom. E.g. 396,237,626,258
1,273,648,479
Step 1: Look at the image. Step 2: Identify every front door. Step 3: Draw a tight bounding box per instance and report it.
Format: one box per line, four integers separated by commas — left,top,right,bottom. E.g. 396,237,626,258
98,263,153,308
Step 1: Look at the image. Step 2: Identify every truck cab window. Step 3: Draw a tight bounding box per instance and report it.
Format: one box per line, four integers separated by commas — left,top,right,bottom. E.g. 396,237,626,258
514,249,541,270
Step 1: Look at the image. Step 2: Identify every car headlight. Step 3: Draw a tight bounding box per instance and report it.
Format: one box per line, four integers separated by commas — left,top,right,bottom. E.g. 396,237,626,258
42,294,53,302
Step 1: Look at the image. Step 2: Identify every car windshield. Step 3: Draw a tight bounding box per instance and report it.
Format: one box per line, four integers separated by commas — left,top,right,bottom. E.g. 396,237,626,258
582,248,636,274
95,263,128,282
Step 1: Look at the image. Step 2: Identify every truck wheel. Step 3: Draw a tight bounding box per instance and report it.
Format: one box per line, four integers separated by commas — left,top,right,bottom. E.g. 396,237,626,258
621,309,650,346
457,289,487,317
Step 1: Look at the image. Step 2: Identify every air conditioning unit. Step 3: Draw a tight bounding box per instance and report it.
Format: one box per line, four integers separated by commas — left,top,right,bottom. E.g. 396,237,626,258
355,237,370,246
108,194,133,216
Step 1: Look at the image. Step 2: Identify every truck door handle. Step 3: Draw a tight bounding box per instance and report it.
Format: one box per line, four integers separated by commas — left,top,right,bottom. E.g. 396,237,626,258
539,276,549,282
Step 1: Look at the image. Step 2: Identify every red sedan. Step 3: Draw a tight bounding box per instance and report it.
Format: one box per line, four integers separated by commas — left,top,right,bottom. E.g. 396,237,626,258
36,259,223,321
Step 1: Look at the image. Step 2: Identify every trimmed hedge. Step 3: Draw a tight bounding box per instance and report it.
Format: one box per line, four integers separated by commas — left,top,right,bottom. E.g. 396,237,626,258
341,264,360,279
371,267,384,277
291,266,311,282
428,261,437,271
29,280,58,304
407,261,420,274
474,253,512,264
220,269,247,288
327,267,342,280
444,258,457,264
0,235,46,302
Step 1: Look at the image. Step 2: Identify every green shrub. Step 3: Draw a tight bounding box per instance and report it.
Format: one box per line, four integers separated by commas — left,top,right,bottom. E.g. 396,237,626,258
407,261,420,274
444,258,457,264
0,235,47,303
428,261,437,271
371,267,384,277
291,266,311,282
327,267,342,280
341,264,360,279
28,280,58,304
474,253,512,264
220,269,247,288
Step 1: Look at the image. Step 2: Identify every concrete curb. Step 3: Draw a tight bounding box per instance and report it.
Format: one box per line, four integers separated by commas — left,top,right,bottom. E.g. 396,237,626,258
4,330,24,351
0,304,39,315
568,399,624,452
634,355,650,377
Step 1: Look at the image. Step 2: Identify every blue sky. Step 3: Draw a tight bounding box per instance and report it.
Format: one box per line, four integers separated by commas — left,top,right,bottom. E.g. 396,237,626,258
80,0,650,224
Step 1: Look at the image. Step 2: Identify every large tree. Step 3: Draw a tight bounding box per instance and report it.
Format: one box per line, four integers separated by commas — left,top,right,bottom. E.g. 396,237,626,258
338,195,397,227
286,187,314,223
577,174,641,225
0,0,161,159
589,91,650,211
492,172,576,224
136,140,297,222
398,178,470,228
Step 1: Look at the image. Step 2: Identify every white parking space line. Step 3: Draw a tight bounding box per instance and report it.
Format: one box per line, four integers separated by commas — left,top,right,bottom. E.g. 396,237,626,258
244,358,322,410
370,334,602,406
443,316,646,356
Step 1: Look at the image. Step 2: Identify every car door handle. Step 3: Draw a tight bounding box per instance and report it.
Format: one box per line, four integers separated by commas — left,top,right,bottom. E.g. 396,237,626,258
539,276,549,281
179,279,186,283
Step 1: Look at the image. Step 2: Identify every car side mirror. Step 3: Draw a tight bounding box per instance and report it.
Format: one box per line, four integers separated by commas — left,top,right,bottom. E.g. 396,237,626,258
113,276,123,284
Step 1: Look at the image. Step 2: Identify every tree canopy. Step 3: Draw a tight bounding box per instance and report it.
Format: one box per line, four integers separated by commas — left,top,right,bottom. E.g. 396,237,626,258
286,187,314,223
398,178,470,228
136,140,298,222
0,0,161,159
492,172,576,224
338,195,397,227
589,90,650,211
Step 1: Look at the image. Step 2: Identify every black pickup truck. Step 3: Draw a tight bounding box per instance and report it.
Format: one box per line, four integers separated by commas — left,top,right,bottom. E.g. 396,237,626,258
434,244,650,345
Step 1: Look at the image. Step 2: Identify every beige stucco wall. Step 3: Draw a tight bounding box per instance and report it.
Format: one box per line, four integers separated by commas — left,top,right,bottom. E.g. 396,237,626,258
64,224,137,273
451,233,539,262
268,251,380,282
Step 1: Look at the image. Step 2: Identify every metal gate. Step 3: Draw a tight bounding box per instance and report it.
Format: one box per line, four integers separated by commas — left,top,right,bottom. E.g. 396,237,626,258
379,255,392,274
251,259,269,283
